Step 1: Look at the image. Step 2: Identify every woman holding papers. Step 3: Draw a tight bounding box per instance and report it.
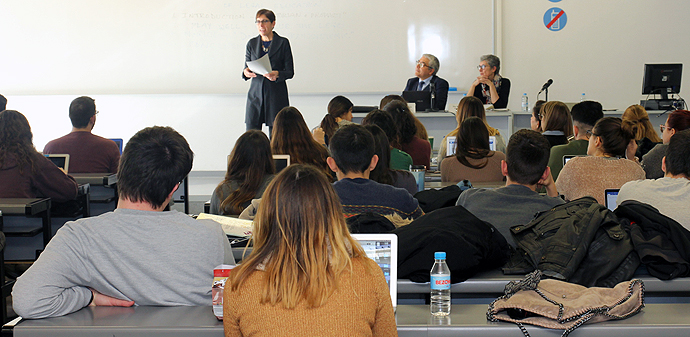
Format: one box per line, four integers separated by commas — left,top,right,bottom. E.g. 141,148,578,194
223,164,397,336
242,9,294,133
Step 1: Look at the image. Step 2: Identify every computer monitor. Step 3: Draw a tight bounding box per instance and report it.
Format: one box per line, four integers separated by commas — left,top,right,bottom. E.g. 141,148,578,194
402,90,431,112
642,63,682,100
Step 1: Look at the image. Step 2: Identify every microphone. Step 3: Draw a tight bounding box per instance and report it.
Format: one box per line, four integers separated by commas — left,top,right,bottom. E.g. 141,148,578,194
538,79,553,94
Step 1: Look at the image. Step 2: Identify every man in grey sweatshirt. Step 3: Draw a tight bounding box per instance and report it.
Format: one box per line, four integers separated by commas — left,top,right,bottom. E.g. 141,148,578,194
12,126,235,319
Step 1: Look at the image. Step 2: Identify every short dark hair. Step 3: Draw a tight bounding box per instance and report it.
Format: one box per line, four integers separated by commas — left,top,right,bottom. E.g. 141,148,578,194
665,129,690,177
361,109,399,148
69,96,96,128
0,94,7,111
328,124,375,175
570,101,603,127
505,129,551,185
383,100,417,144
256,9,275,22
118,126,193,208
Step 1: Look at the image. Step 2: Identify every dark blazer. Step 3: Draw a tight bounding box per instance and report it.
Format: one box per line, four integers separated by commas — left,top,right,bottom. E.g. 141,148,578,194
404,75,449,111
243,32,294,127
472,77,511,109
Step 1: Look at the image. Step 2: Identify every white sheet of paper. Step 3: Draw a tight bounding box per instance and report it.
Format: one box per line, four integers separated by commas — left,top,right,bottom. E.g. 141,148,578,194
246,54,272,75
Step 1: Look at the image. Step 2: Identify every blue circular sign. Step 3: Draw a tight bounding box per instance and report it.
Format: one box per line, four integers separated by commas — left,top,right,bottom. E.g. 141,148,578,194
548,0,562,2
543,7,567,31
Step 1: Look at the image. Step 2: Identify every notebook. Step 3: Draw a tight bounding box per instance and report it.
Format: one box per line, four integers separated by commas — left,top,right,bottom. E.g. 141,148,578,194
605,189,619,211
350,233,398,310
44,154,70,173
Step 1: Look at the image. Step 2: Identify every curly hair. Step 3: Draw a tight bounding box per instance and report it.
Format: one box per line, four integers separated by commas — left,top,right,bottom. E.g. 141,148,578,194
0,110,38,175
383,100,417,145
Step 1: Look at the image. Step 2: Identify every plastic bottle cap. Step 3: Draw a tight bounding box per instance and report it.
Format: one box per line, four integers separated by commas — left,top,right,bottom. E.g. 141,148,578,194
434,252,446,259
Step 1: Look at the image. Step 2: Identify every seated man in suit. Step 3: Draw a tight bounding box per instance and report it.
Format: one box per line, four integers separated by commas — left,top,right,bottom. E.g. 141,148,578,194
43,96,121,173
456,129,564,247
13,126,235,319
404,54,449,111
618,129,690,228
328,124,424,220
548,100,604,180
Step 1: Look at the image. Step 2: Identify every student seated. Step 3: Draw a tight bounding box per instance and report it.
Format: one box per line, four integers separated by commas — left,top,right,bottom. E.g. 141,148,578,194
380,94,430,148
328,124,424,219
361,109,413,171
548,100,604,181
622,104,662,158
383,100,431,169
43,96,121,173
441,117,505,183
363,124,417,195
556,117,645,204
456,129,564,247
12,126,235,319
223,164,396,336
437,96,506,170
538,101,573,148
211,130,275,216
0,110,78,202
312,95,355,146
641,110,690,179
618,129,690,228
271,106,331,180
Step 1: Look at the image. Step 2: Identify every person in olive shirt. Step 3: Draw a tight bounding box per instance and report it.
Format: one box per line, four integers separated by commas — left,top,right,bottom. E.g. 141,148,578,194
548,101,604,181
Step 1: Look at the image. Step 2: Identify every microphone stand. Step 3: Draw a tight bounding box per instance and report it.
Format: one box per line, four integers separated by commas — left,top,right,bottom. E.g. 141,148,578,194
426,82,438,112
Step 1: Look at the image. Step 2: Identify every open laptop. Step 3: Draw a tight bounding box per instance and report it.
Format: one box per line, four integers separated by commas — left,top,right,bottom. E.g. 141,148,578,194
273,154,290,173
44,154,70,173
605,189,620,211
402,90,431,112
109,138,124,154
563,154,584,167
350,233,398,311
446,136,496,156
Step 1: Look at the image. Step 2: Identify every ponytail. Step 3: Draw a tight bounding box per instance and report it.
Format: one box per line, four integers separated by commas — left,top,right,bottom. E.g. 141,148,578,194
320,114,339,141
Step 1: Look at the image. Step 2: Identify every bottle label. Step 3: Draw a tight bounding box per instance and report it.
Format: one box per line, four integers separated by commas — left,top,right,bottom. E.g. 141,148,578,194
430,275,450,290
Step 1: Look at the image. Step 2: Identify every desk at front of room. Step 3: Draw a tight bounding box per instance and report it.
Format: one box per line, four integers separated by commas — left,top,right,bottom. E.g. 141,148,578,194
355,109,669,152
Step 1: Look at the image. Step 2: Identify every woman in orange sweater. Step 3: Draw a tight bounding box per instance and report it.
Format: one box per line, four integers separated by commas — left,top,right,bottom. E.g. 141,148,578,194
223,164,397,337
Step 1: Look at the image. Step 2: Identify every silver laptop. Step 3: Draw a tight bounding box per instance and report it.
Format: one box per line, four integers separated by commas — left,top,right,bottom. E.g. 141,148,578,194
45,154,70,173
350,233,398,311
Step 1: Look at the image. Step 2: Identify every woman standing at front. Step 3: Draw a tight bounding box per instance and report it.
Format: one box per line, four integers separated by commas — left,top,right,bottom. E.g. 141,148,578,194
469,54,510,109
243,9,294,133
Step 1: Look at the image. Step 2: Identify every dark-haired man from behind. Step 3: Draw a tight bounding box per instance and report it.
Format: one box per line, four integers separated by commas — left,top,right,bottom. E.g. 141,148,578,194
456,129,564,247
13,126,235,319
618,129,690,228
0,93,7,111
328,124,424,220
548,100,604,180
43,96,120,173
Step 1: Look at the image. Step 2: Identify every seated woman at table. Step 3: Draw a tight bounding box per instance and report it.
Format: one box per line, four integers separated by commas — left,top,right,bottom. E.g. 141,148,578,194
380,94,430,146
642,109,690,178
468,54,510,109
538,101,573,148
530,100,547,131
383,100,431,169
210,130,275,216
437,96,506,170
271,106,332,180
556,117,645,204
441,117,505,183
0,110,78,201
622,104,662,158
364,124,417,195
223,164,397,336
312,95,355,146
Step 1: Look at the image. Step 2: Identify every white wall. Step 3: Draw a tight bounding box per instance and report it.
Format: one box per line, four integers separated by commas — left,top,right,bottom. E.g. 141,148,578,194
3,0,690,171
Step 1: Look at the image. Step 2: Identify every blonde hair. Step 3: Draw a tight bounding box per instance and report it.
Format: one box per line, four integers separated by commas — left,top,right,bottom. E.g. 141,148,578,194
622,104,662,143
540,101,574,138
228,164,368,309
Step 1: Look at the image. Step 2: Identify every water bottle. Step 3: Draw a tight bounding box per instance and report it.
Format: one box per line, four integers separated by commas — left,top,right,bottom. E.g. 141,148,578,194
430,251,451,316
580,93,586,102
521,93,529,111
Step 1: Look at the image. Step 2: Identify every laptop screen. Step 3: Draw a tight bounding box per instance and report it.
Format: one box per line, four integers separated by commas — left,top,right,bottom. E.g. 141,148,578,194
350,233,398,309
605,189,619,211
272,155,290,173
402,90,431,112
447,136,495,156
45,154,70,173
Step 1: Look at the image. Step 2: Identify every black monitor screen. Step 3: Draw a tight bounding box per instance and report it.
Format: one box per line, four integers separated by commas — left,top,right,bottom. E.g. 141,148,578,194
642,63,682,99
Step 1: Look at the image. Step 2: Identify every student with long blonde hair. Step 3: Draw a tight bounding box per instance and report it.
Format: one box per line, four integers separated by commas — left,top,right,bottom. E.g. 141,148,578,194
622,104,662,158
223,164,397,336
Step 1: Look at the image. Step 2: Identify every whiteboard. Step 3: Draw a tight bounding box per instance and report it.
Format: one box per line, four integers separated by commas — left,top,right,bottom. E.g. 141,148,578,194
0,0,493,95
